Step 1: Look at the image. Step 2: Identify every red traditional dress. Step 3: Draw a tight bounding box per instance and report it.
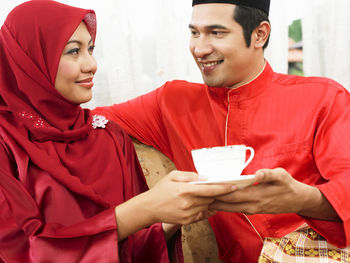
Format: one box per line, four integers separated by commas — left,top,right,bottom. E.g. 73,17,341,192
0,2,180,262
94,62,350,262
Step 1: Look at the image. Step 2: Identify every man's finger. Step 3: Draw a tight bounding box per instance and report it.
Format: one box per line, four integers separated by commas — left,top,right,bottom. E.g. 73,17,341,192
214,185,260,203
254,168,287,183
209,200,253,213
188,184,236,197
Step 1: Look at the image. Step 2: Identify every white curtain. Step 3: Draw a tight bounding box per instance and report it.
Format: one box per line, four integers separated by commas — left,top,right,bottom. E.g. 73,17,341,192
265,0,289,74
303,0,350,90
1,1,349,109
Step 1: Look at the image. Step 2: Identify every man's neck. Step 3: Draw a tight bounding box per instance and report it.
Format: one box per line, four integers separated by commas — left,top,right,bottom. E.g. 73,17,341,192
228,59,266,90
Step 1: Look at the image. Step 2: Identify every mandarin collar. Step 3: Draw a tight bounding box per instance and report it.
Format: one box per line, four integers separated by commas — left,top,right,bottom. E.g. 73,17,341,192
207,61,274,104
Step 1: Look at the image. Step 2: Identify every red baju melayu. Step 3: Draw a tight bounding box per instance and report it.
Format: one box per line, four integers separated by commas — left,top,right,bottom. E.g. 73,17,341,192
94,62,350,262
0,2,180,262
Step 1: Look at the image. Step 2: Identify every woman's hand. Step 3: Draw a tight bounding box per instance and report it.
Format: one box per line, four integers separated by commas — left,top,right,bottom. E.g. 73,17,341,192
115,170,234,241
143,170,235,225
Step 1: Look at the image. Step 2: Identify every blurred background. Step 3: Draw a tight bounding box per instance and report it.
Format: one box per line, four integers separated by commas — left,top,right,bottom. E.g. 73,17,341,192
1,0,349,108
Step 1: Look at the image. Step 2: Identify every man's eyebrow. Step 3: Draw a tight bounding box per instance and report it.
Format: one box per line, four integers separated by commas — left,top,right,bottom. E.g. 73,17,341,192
205,24,228,30
66,38,93,45
189,24,228,30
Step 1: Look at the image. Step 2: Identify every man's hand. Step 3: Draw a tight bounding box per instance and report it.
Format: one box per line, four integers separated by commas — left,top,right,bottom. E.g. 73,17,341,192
209,168,340,221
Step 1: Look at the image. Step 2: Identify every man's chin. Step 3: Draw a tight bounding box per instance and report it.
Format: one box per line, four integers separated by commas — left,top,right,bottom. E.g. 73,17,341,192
202,78,224,88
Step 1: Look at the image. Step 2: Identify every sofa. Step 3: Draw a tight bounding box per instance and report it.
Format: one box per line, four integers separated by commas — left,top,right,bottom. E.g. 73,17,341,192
133,141,224,263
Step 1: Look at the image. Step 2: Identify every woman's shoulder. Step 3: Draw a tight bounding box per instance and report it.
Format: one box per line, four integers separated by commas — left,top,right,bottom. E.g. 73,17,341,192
92,114,125,134
92,114,132,146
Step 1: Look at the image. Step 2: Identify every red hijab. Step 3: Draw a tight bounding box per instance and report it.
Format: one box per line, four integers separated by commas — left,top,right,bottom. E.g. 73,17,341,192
0,1,138,212
0,0,96,135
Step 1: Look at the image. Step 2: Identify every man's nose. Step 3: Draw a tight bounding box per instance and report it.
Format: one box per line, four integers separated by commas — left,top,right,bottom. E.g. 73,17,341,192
193,37,213,58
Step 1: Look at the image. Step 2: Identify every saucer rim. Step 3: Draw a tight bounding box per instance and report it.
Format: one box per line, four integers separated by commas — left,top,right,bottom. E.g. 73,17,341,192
189,174,256,185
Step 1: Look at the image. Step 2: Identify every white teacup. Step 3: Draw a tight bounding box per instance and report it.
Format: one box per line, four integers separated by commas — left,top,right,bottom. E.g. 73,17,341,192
191,145,255,181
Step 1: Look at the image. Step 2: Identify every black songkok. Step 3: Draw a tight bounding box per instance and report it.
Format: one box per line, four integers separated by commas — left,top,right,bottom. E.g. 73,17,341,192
192,0,270,16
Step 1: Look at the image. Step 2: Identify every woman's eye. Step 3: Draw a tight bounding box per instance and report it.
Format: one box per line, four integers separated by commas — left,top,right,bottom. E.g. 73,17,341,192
88,45,95,54
67,48,80,55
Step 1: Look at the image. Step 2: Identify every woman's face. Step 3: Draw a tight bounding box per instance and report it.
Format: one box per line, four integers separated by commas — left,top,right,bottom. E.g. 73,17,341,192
55,22,97,104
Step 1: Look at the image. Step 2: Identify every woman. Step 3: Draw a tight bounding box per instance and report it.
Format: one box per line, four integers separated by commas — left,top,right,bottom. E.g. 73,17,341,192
0,1,234,262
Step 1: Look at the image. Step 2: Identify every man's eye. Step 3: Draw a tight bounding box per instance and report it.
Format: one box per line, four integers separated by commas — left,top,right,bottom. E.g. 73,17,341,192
211,31,224,36
190,31,199,36
67,48,80,55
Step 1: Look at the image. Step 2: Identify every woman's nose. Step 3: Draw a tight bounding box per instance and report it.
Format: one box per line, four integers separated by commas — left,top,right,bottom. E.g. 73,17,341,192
81,53,97,74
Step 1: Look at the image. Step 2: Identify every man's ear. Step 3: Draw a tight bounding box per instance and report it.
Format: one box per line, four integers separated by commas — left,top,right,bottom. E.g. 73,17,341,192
253,21,271,48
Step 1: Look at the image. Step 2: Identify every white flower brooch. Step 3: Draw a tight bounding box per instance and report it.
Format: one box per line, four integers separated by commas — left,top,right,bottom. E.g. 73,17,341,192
92,115,109,129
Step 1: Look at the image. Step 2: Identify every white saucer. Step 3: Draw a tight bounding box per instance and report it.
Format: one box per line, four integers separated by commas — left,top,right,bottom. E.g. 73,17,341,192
189,175,256,189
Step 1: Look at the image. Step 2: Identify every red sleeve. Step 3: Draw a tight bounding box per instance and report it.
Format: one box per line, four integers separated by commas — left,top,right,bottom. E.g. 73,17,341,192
305,83,350,247
106,121,182,262
122,223,172,263
0,130,177,262
93,84,172,158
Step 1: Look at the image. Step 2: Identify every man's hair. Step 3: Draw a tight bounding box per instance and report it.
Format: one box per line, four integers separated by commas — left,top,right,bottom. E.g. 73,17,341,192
233,5,270,49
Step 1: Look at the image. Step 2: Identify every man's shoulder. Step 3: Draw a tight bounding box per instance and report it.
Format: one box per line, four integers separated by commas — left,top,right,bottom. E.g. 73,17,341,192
272,72,346,94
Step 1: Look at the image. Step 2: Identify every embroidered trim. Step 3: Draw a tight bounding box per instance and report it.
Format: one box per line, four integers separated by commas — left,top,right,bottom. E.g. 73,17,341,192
92,115,108,129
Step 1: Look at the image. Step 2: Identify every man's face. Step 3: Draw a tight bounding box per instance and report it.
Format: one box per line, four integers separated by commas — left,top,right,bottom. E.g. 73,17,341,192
189,4,259,88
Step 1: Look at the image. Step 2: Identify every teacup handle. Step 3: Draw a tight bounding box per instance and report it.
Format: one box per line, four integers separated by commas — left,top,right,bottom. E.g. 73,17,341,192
244,147,255,167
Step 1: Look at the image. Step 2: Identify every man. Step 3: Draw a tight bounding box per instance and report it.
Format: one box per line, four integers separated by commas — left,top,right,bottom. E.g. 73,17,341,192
94,0,350,262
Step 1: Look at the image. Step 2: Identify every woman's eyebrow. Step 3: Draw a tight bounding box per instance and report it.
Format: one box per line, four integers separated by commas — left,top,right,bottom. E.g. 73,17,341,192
66,38,93,45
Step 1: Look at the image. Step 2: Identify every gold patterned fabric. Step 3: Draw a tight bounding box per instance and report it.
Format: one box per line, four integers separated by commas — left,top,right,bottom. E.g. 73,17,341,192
259,227,350,263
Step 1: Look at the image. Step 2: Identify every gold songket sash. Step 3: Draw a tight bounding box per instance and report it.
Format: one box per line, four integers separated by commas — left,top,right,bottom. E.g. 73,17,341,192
259,227,350,263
